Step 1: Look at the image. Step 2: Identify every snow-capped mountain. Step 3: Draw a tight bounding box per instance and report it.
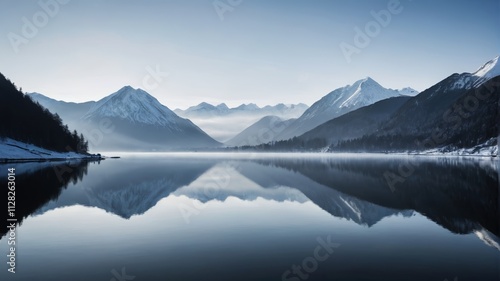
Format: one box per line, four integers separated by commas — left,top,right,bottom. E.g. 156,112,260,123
380,56,500,136
275,77,417,141
472,56,500,87
332,56,500,153
429,56,500,93
30,86,221,151
82,86,180,126
298,96,412,146
397,87,419,96
224,115,295,147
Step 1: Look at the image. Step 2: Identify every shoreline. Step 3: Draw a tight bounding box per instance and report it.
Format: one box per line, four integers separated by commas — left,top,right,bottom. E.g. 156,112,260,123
83,150,499,159
0,155,104,164
0,138,104,163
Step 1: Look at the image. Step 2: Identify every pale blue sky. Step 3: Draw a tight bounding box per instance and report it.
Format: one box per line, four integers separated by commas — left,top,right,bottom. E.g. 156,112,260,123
1,0,499,109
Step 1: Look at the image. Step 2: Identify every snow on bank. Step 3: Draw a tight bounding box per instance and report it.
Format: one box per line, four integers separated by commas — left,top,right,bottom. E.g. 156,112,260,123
0,138,96,161
416,138,498,157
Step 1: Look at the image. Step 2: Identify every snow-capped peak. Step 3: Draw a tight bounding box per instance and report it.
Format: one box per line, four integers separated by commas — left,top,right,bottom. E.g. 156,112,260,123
361,76,377,84
82,86,180,126
397,87,419,96
472,56,500,87
473,56,499,78
338,77,400,108
297,77,403,126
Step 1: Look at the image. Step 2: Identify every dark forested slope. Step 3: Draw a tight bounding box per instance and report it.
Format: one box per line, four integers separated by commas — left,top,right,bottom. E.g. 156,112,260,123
0,73,88,153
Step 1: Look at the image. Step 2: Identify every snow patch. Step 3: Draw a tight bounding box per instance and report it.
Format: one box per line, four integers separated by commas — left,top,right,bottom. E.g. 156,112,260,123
472,56,500,87
0,138,91,160
416,138,498,157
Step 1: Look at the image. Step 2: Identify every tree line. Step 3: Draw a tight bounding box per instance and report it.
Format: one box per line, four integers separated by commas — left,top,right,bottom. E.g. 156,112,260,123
0,73,88,153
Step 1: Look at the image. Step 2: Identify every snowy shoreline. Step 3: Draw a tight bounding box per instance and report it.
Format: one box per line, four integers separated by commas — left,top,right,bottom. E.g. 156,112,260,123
0,138,102,163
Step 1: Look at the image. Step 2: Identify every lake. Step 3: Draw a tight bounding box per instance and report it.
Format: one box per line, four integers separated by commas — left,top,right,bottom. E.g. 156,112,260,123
1,153,499,281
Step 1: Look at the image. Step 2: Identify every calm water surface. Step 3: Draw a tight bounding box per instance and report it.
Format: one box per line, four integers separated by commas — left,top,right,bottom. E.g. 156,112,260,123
1,153,499,281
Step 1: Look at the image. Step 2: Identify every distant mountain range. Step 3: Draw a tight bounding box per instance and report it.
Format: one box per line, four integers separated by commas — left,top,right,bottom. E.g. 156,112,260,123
175,102,308,118
174,102,309,142
24,55,500,154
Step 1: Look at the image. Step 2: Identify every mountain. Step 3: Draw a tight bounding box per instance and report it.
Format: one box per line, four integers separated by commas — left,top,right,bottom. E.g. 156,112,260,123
233,103,260,111
175,102,308,118
175,102,230,117
28,93,95,129
274,77,418,141
335,56,500,153
83,86,184,126
382,56,500,136
224,116,296,147
298,96,412,146
397,87,419,96
30,86,221,151
0,73,88,154
175,102,309,142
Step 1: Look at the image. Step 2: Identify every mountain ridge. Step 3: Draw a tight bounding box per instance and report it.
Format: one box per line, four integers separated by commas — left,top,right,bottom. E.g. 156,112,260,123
274,77,418,141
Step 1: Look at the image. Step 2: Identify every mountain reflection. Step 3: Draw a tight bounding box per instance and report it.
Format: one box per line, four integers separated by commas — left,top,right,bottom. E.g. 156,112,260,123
35,158,216,218
3,155,499,246
249,156,499,238
1,160,92,238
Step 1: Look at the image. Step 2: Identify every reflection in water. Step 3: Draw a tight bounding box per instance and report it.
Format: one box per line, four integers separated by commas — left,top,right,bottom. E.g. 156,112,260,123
0,160,92,238
248,157,499,238
4,156,499,242
0,154,498,281
35,158,215,218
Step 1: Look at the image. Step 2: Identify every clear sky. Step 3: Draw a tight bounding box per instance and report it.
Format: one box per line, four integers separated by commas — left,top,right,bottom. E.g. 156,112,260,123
1,0,499,109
